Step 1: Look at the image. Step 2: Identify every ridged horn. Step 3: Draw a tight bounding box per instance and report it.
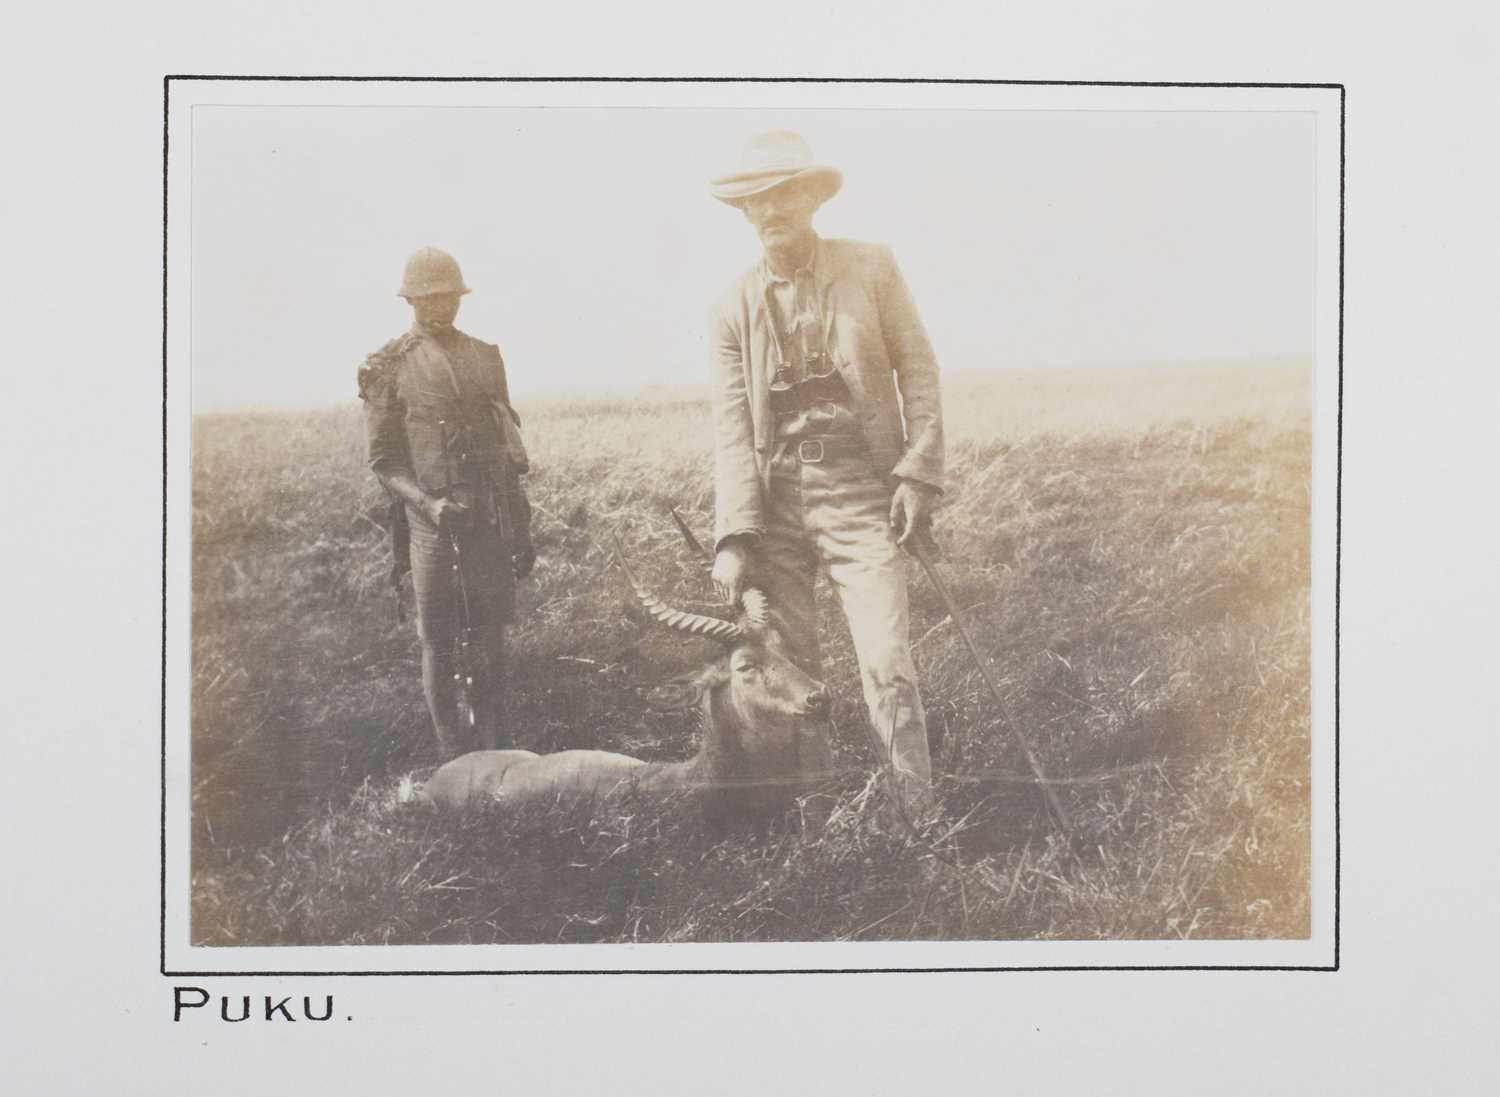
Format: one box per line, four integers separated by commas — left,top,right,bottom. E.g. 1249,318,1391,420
612,532,743,644
740,587,770,627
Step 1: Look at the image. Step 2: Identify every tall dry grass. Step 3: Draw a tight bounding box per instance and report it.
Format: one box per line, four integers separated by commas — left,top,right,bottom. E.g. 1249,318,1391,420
190,360,1312,944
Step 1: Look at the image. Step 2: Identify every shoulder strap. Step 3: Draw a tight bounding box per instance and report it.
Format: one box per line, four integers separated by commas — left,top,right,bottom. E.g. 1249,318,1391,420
357,332,419,400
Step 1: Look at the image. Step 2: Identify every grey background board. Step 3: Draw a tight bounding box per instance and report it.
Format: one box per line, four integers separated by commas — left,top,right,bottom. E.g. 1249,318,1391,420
3,2,1498,1093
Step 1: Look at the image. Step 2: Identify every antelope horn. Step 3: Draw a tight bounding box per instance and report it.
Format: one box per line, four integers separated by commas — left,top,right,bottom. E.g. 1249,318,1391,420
611,532,743,644
633,589,744,643
740,587,770,627
663,509,770,627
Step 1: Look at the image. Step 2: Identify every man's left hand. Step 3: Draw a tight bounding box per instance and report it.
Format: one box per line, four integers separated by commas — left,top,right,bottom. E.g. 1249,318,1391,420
889,479,939,548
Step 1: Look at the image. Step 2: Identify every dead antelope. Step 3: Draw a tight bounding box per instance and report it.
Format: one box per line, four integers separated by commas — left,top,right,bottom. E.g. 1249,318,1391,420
415,542,830,828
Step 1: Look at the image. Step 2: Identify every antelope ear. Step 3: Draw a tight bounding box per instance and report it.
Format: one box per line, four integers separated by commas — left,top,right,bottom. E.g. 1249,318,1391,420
635,667,708,712
637,679,696,711
640,661,730,711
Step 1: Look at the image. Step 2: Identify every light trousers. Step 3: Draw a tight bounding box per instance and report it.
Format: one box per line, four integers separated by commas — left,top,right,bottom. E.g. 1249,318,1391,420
756,444,933,798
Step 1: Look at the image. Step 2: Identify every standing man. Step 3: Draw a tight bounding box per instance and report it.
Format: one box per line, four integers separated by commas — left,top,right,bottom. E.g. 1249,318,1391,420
358,247,535,758
707,131,945,809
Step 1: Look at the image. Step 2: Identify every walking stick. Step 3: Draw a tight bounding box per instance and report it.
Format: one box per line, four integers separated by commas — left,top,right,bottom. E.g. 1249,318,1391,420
907,529,1072,833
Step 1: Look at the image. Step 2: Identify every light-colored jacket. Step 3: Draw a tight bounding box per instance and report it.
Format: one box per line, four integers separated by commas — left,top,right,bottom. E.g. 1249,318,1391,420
710,237,944,547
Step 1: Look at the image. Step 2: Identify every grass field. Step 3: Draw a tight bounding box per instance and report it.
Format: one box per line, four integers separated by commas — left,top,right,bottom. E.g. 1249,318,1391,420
189,359,1312,945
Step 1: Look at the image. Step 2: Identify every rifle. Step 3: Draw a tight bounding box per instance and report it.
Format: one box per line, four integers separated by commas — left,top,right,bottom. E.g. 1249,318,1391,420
670,506,713,566
438,415,478,735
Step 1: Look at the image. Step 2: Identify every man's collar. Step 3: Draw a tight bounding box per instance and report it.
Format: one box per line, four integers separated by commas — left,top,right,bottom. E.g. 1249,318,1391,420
760,235,824,287
411,320,461,339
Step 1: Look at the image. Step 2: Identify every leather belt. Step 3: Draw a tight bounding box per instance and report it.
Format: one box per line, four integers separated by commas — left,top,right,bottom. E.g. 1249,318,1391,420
780,436,864,464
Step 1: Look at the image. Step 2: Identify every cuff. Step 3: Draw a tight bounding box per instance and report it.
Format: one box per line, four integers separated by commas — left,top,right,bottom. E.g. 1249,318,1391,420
714,528,763,553
893,470,945,496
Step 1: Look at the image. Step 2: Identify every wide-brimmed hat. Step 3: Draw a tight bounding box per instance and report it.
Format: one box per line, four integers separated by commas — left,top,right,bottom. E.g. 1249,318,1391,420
709,130,843,207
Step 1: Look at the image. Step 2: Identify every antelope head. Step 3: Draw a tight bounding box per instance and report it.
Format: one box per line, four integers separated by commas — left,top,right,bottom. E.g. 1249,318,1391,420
614,535,829,795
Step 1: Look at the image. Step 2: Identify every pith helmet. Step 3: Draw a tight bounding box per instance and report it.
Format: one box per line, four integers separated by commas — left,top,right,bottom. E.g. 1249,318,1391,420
398,247,471,298
709,130,843,207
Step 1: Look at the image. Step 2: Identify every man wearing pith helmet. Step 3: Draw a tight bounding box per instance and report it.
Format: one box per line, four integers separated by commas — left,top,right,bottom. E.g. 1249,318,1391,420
707,131,944,811
357,247,536,758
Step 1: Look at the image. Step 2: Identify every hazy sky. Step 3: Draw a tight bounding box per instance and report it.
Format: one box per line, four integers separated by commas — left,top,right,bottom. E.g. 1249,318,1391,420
189,106,1315,409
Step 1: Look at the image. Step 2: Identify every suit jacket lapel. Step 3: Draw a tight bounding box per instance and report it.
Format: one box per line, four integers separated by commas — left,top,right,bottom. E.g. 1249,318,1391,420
748,289,774,456
817,245,870,410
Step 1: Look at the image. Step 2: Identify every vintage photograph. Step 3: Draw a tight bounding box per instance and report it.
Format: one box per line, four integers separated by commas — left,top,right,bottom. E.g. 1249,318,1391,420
169,82,1338,967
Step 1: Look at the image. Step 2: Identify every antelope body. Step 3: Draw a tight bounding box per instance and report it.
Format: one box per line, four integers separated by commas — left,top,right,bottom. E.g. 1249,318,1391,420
414,559,830,827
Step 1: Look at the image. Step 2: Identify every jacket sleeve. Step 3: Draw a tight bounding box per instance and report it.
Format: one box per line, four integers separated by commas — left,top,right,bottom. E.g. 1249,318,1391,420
710,301,765,549
485,341,520,426
498,464,533,549
874,246,945,493
358,347,414,484
479,341,530,471
474,341,532,541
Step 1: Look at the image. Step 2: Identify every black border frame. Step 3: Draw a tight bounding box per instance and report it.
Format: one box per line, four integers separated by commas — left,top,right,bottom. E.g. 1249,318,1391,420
162,76,1344,977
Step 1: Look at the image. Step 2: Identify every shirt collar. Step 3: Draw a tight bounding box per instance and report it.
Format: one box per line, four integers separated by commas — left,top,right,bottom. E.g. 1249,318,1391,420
411,319,461,340
760,236,823,289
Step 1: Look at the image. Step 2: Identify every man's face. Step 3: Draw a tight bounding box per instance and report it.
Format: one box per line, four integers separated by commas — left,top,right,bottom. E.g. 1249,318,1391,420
408,292,462,329
741,177,822,252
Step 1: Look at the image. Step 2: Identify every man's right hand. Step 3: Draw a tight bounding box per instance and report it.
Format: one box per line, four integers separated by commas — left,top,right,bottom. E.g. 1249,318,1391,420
424,495,468,532
712,541,752,604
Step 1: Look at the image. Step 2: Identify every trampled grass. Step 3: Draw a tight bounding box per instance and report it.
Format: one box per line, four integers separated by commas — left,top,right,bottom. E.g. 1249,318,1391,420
189,359,1313,945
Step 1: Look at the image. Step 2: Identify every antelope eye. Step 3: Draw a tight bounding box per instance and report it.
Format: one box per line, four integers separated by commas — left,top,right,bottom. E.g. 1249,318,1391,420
734,660,759,673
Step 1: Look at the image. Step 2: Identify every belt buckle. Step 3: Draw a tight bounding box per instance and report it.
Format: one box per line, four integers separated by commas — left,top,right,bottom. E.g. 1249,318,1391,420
797,439,825,464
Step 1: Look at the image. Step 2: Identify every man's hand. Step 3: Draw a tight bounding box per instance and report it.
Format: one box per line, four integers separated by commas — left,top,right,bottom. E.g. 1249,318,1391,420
512,542,537,579
889,479,939,548
712,541,753,604
423,495,469,532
